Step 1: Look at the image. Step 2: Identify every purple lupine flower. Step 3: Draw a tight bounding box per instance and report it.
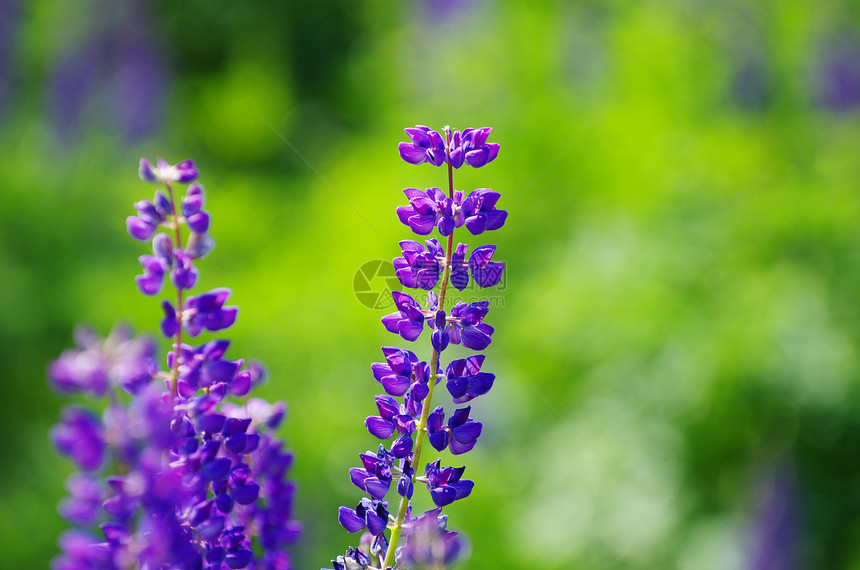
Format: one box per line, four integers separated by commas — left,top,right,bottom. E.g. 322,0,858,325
331,126,505,568
51,159,301,569
326,546,372,570
183,288,239,336
139,158,198,184
398,125,447,166
126,190,170,241
450,243,470,291
170,249,198,290
393,238,443,290
349,446,395,501
469,244,505,288
452,127,500,169
461,188,507,235
160,300,179,339
399,508,465,567
51,407,105,471
371,346,427,397
446,355,495,404
426,405,482,455
424,460,474,507
431,310,450,352
338,498,390,536
365,394,416,441
49,326,157,396
135,254,167,295
381,291,425,341
58,474,103,526
396,187,464,237
448,300,494,350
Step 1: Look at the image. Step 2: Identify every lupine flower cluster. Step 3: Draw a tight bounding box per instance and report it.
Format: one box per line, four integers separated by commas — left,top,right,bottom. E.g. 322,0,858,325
327,126,507,569
49,159,301,569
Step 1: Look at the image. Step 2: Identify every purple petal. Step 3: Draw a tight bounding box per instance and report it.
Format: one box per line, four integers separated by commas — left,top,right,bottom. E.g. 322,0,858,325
139,158,156,182
429,486,457,507
448,438,477,455
446,378,469,400
398,319,424,342
464,214,487,235
187,211,210,233
126,217,157,241
366,416,396,440
429,430,449,452
391,433,414,458
380,374,411,397
451,421,482,444
485,209,508,231
450,480,474,500
366,509,387,536
407,214,436,235
460,326,492,350
338,506,366,533
363,477,390,500
399,143,428,164
468,372,495,397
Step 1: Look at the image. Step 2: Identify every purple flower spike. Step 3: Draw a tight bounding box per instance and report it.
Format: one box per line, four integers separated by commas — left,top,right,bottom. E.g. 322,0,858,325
448,301,494,350
462,188,507,235
446,355,495,404
399,125,446,166
381,291,425,342
469,244,505,288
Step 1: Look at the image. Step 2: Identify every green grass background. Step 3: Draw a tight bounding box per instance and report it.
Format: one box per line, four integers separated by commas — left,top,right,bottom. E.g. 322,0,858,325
2,1,860,568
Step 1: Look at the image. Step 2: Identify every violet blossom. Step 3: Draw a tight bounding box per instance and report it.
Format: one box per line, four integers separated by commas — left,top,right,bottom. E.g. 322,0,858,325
49,159,301,569
327,125,507,569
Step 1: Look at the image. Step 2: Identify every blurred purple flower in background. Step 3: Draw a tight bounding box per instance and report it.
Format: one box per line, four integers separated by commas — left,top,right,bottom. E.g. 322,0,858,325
746,463,798,570
47,0,167,142
0,0,21,124
815,37,860,112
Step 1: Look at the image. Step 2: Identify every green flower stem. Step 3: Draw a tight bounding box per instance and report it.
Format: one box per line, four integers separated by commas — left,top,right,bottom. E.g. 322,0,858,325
381,149,456,569
164,180,184,404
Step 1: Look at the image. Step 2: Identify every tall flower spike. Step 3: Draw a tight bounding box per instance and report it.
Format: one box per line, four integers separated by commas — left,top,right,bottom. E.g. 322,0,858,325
50,159,300,569
330,126,507,569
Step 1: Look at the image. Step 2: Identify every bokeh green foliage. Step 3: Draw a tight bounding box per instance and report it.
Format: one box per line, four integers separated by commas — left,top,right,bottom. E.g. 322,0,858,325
2,0,860,568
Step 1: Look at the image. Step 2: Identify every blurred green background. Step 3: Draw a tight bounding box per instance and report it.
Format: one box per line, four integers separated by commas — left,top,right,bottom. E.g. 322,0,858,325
2,0,860,568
